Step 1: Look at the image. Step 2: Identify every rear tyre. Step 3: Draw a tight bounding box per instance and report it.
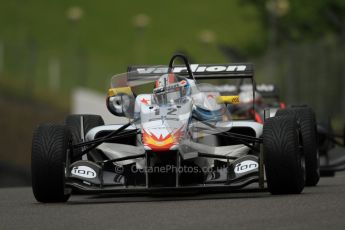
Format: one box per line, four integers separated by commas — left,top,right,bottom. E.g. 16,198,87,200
263,116,305,194
276,107,320,186
31,124,72,203
65,114,104,160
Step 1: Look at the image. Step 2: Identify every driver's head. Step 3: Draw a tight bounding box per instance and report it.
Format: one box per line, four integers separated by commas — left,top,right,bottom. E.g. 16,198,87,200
153,74,191,105
155,73,177,89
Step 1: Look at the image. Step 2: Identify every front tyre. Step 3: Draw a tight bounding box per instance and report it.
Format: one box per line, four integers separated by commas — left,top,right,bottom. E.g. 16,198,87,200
276,107,320,186
263,116,305,194
31,124,72,203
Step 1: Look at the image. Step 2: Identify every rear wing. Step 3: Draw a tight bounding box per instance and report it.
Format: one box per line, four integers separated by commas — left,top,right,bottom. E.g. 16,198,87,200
127,63,254,81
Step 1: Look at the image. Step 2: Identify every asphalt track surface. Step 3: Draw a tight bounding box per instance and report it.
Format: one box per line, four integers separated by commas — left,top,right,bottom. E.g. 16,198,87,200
1,173,345,230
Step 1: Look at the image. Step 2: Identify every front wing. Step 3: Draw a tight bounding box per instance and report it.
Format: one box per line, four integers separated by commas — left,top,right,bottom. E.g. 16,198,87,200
65,155,262,194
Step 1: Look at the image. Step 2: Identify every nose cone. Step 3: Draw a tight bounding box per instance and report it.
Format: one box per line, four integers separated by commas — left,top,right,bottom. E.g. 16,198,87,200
142,127,184,151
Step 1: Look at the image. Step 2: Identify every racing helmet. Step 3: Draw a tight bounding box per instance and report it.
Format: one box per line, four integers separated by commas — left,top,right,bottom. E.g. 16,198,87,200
153,74,190,105
155,73,177,88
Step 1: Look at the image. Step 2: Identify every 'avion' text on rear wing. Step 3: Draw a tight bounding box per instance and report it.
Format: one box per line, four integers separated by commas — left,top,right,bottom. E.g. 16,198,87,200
127,63,254,81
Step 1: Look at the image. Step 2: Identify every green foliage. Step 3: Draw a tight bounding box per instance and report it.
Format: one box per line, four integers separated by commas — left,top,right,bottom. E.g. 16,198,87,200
241,0,345,43
0,0,265,98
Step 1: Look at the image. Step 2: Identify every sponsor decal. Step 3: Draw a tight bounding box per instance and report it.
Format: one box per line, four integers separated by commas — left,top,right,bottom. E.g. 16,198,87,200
140,98,150,105
136,64,247,74
231,96,240,104
142,127,184,151
234,160,258,174
71,166,97,178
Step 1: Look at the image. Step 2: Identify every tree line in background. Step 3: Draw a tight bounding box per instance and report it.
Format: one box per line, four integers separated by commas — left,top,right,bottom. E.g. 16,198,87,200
0,0,344,125
240,0,345,45
237,0,345,124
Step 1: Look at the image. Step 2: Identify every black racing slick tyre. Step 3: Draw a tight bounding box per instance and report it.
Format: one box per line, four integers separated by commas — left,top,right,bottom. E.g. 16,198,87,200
31,124,72,203
263,116,305,194
276,107,320,186
65,114,104,160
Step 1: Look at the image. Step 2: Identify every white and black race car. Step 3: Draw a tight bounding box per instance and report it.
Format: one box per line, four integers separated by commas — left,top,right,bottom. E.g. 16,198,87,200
31,54,312,203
